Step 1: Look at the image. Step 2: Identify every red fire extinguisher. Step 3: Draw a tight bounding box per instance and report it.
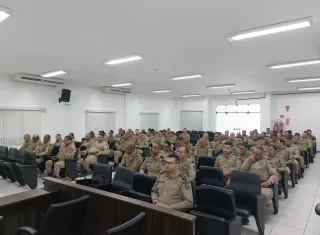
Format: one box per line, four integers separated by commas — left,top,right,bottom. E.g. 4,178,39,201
274,123,279,134
279,122,284,135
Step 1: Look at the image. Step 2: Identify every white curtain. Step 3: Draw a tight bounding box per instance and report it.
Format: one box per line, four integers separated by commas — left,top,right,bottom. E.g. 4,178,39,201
86,111,116,134
180,111,203,131
140,113,159,130
216,104,260,133
0,109,42,146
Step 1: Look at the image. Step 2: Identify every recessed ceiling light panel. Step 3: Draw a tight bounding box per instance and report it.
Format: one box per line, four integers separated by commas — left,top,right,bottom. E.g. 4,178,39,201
206,84,235,89
0,5,11,23
287,77,320,83
227,17,312,41
170,74,203,81
41,70,66,78
230,90,255,95
110,83,132,87
105,54,143,65
152,90,171,93
297,86,320,91
180,94,200,98
268,59,320,69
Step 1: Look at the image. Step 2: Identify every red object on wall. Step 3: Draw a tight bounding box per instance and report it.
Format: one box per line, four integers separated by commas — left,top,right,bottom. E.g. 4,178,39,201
274,123,279,133
280,115,284,118
279,122,284,134
286,106,290,111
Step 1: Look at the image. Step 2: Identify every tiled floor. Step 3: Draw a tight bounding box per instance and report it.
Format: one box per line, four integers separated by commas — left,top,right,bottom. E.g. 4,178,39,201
0,157,320,235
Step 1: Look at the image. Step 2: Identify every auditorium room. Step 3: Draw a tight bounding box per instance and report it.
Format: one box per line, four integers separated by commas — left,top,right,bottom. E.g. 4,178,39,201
0,1,320,235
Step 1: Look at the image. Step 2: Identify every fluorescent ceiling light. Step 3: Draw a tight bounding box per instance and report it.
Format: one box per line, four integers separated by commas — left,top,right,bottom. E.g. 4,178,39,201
180,94,200,98
105,54,143,65
288,77,320,83
152,90,171,93
41,70,66,78
227,17,312,41
110,83,132,87
268,59,320,69
206,84,235,89
170,74,203,81
231,90,255,95
0,6,11,23
297,87,320,91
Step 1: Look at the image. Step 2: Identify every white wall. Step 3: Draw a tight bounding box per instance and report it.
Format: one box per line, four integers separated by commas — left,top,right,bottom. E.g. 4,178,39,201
0,75,125,141
271,93,320,146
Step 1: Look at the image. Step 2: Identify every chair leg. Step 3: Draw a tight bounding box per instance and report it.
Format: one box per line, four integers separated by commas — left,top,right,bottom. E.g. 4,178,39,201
3,164,16,182
12,164,25,186
281,172,288,199
65,160,78,181
254,213,265,235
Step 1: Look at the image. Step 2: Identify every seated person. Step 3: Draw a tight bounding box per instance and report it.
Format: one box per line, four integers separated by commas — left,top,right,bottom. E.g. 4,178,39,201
233,136,244,156
214,141,241,186
194,137,213,157
27,134,41,152
161,141,173,158
120,142,143,172
77,134,109,170
290,136,305,174
35,135,54,164
45,136,76,178
140,143,165,176
151,154,193,211
277,139,299,177
20,134,32,150
238,144,250,163
136,133,150,149
241,146,279,206
68,132,76,143
177,147,195,180
250,137,269,156
77,133,93,158
90,131,97,142
268,144,290,176
54,134,62,147
114,132,132,166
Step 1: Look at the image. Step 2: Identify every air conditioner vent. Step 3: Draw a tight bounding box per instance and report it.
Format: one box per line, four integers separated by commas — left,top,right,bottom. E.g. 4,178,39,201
11,73,64,87
100,86,132,94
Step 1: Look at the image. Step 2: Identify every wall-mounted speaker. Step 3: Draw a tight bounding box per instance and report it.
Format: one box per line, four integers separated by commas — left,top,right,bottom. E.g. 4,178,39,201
59,89,71,103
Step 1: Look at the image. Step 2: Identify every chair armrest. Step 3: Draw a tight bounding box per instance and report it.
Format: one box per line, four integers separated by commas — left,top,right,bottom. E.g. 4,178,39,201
118,189,130,196
16,226,39,235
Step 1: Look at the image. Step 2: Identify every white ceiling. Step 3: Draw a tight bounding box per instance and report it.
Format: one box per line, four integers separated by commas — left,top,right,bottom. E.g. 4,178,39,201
0,0,320,96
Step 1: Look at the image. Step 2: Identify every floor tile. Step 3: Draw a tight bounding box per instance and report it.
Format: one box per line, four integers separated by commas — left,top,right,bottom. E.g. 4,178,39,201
306,222,320,234
277,215,307,230
304,231,320,235
282,208,310,220
271,224,304,235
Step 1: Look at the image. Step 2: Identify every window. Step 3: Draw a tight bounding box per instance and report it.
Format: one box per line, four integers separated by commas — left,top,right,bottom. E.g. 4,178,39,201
216,104,260,133
180,111,203,131
140,113,159,130
86,111,116,134
0,109,42,147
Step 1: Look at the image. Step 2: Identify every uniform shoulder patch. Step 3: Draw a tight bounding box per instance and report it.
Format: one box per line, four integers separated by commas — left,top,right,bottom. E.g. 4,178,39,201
179,173,188,181
159,170,166,175
268,160,276,168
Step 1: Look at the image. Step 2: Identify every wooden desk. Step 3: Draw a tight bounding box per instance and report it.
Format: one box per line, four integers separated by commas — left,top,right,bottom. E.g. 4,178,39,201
0,188,60,235
44,177,196,235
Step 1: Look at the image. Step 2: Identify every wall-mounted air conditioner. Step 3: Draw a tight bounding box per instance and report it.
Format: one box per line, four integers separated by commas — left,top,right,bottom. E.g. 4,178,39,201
11,73,64,87
100,86,132,94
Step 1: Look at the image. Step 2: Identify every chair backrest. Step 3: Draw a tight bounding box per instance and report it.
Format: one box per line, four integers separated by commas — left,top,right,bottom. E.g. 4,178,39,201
0,146,8,159
197,156,216,168
190,180,196,207
39,195,89,235
106,212,145,235
197,185,236,220
198,166,225,187
199,131,205,138
16,149,27,164
108,140,116,150
24,151,37,165
91,163,112,186
7,148,17,161
113,167,136,191
75,141,82,149
51,145,60,156
132,173,156,195
191,130,198,134
0,216,4,235
229,170,261,197
142,148,150,158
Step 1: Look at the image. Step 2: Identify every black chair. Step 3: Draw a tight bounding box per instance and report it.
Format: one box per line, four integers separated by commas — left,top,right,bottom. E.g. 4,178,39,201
229,171,265,234
0,146,9,179
75,141,82,149
128,173,156,203
106,212,145,235
3,148,18,182
108,140,116,151
76,163,112,190
196,166,225,187
301,151,309,168
197,156,216,169
175,131,183,137
0,216,3,235
13,151,38,189
190,180,197,208
38,145,60,172
15,195,89,235
199,131,205,138
280,171,289,199
142,148,150,158
191,130,198,134
187,130,192,136
287,163,296,187
190,134,200,145
110,167,135,194
269,182,279,215
97,154,113,165
190,185,241,235
207,132,215,142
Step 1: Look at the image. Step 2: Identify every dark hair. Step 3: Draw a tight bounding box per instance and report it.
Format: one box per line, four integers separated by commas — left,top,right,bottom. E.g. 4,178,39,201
109,130,114,134
279,139,286,145
307,129,311,132
224,141,233,147
254,146,264,153
69,133,74,138
239,144,248,148
99,130,105,135
237,136,244,141
64,135,73,141
167,154,180,163
45,134,51,140
164,141,171,147
287,136,292,140
177,137,183,141
288,130,292,134
90,131,94,134
269,144,277,151
56,134,61,137
99,133,105,137
257,136,265,141
295,133,301,136
135,129,139,131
